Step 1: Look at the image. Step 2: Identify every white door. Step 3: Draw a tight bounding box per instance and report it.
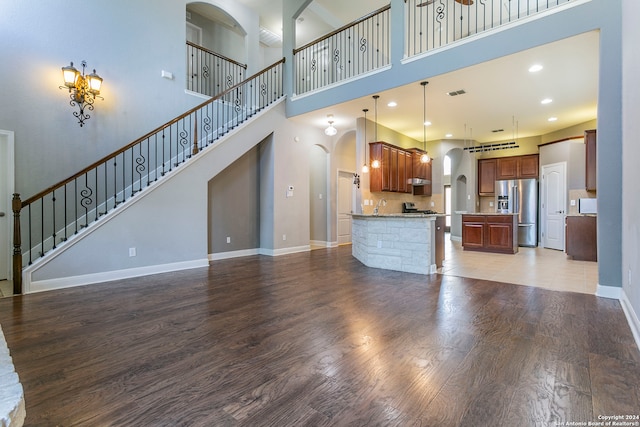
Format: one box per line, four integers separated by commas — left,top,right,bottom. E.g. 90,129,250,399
186,23,203,92
337,171,354,245
0,130,14,281
542,162,566,250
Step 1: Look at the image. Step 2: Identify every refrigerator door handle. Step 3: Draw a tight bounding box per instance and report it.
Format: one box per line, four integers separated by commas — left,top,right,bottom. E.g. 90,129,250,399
512,185,519,214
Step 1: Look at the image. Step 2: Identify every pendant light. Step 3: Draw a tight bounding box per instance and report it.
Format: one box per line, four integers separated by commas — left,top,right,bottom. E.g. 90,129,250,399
420,81,431,163
371,95,381,169
362,108,370,174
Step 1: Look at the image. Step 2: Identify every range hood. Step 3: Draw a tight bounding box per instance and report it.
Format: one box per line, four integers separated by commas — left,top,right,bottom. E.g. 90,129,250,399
408,178,431,186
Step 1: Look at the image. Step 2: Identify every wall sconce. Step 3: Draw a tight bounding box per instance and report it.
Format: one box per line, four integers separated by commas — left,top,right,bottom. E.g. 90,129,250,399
60,61,103,127
324,114,337,136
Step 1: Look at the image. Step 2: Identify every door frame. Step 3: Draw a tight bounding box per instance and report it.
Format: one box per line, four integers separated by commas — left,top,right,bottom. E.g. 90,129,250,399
0,129,15,281
541,161,567,250
337,169,356,245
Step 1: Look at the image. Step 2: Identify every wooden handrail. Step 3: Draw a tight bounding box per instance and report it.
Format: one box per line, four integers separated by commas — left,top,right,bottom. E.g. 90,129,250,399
293,4,391,54
186,41,248,69
21,58,285,208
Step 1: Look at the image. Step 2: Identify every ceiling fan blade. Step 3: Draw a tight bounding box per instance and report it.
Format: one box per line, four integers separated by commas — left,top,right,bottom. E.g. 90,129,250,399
454,0,474,4
416,0,436,6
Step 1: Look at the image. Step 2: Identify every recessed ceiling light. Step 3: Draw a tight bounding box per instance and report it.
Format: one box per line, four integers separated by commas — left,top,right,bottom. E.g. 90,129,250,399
529,64,543,73
424,121,432,126
387,101,397,107
548,117,558,122
445,133,453,138
541,98,553,104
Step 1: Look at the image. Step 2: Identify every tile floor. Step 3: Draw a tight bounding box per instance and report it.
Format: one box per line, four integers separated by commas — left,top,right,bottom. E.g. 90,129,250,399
439,235,599,294
0,237,598,297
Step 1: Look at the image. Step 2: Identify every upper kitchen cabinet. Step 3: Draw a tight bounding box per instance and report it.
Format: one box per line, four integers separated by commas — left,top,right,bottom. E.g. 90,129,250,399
369,142,413,194
585,129,597,191
411,148,432,196
478,159,497,196
496,154,539,180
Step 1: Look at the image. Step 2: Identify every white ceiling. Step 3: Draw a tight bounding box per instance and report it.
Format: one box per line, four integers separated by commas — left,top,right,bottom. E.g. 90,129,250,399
229,1,599,143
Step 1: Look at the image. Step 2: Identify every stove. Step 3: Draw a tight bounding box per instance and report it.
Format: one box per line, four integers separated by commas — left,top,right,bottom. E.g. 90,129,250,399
402,202,438,215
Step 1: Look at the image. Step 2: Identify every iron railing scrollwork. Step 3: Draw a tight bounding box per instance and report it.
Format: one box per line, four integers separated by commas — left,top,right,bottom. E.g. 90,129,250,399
12,58,285,294
404,0,572,57
186,41,248,98
293,5,391,95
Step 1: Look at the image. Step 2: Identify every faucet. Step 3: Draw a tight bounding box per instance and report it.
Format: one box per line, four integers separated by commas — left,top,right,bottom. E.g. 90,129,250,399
373,199,387,216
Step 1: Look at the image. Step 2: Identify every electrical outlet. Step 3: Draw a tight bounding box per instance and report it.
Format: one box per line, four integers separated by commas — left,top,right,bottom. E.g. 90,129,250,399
319,193,323,199
570,199,576,206
129,247,136,257
489,201,494,207
226,237,231,244
282,234,287,241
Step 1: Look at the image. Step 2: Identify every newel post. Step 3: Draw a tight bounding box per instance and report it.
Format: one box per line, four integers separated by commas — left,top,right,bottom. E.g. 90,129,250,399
12,193,22,295
192,114,199,156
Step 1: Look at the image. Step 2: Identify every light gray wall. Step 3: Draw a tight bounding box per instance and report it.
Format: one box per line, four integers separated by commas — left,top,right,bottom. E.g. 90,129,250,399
208,146,260,253
0,0,262,200
283,0,623,289
187,9,247,65
539,139,586,191
309,145,329,243
622,0,640,333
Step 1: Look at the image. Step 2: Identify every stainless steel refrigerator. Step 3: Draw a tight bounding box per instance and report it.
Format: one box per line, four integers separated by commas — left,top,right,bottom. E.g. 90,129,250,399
495,179,538,247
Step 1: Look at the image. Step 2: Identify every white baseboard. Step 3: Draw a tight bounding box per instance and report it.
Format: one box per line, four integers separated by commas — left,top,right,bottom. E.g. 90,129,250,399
25,259,209,294
450,235,462,242
260,245,311,257
620,289,640,353
209,249,260,261
596,284,622,299
310,240,336,248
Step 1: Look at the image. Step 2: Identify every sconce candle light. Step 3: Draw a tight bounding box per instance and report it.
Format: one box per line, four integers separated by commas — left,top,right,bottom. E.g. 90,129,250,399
60,60,103,127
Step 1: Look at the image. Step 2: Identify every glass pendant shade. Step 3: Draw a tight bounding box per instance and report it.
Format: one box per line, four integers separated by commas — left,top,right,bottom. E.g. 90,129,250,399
88,71,103,94
362,164,369,174
420,152,430,163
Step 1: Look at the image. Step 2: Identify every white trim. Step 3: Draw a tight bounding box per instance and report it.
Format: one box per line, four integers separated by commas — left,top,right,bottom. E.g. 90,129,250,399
595,284,622,299
0,130,14,281
620,289,640,353
25,259,209,294
291,65,392,101
310,240,334,248
259,245,311,257
209,248,260,261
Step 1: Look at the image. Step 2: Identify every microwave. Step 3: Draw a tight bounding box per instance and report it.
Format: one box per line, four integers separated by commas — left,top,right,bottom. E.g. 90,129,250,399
578,198,597,214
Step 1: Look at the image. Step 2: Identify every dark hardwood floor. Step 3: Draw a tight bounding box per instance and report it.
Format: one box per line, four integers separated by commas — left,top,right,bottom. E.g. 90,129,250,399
1,246,639,426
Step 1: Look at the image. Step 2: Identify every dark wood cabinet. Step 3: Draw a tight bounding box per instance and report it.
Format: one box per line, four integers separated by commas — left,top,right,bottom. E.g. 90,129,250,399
479,154,539,195
411,149,432,196
478,159,497,196
497,157,518,180
519,154,539,178
369,142,414,194
585,129,597,191
566,215,597,261
497,154,539,180
462,214,518,254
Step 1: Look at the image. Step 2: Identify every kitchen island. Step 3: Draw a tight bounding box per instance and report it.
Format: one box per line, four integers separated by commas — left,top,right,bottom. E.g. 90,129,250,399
461,213,519,254
351,214,442,275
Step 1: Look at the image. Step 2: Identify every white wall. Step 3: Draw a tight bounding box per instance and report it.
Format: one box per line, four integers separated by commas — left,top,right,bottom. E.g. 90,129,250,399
621,0,640,346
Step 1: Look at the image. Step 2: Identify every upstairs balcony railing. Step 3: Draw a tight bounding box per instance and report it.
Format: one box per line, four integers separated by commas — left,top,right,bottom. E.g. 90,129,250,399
12,59,285,295
186,41,248,97
293,5,391,96
404,0,573,57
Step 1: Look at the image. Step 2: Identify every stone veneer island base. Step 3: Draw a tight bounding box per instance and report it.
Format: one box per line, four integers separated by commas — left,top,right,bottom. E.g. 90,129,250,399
351,214,438,275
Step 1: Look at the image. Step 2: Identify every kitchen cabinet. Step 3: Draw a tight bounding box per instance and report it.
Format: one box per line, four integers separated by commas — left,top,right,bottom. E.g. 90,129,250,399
411,149,432,196
566,215,597,261
478,159,497,196
369,142,413,194
462,214,518,254
497,154,539,180
585,129,597,191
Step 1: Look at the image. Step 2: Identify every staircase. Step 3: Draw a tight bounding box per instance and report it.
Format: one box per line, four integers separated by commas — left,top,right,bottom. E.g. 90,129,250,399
12,59,285,295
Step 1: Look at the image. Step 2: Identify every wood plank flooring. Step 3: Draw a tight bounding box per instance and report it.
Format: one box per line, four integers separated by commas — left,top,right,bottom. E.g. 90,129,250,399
0,246,639,426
